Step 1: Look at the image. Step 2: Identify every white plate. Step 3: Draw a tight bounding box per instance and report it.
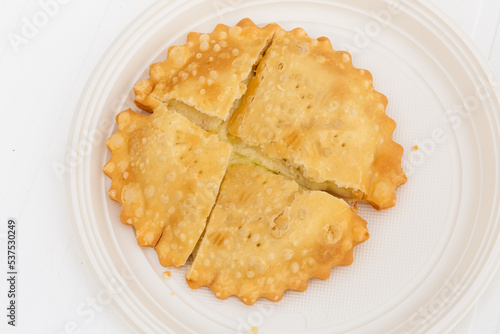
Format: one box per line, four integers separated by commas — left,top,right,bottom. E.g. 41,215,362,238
68,0,500,333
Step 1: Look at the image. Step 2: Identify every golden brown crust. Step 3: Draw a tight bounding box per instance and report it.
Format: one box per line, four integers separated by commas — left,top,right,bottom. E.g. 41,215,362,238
185,163,369,305
103,108,232,266
228,28,406,209
134,19,281,121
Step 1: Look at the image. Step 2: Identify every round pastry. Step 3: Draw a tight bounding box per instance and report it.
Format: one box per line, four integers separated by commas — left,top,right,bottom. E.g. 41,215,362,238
104,19,406,305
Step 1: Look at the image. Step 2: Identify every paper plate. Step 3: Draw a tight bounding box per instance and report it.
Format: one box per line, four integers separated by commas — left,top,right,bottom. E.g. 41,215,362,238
68,0,500,333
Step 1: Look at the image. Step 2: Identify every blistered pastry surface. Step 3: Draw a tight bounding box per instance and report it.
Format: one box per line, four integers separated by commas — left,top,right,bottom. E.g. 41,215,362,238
104,108,231,266
228,28,406,209
186,163,369,305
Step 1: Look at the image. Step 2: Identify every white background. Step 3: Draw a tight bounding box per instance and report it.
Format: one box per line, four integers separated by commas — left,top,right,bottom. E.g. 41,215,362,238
0,0,499,333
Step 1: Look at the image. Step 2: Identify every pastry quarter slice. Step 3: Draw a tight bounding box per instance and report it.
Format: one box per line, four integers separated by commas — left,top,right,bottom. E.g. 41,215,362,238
134,19,281,131
186,162,369,305
228,28,406,209
103,107,232,266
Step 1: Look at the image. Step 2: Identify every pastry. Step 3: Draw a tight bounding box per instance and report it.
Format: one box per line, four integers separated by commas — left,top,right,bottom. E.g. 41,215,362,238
134,19,280,131
103,107,231,266
186,162,369,305
104,18,406,304
228,28,406,209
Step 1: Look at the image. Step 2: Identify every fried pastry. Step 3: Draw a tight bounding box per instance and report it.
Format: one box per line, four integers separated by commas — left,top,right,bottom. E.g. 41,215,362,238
134,19,280,130
186,162,369,305
228,28,406,209
104,19,407,305
103,107,231,266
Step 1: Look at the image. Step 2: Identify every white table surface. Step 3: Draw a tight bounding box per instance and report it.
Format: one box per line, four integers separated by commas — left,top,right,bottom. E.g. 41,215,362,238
0,0,499,333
